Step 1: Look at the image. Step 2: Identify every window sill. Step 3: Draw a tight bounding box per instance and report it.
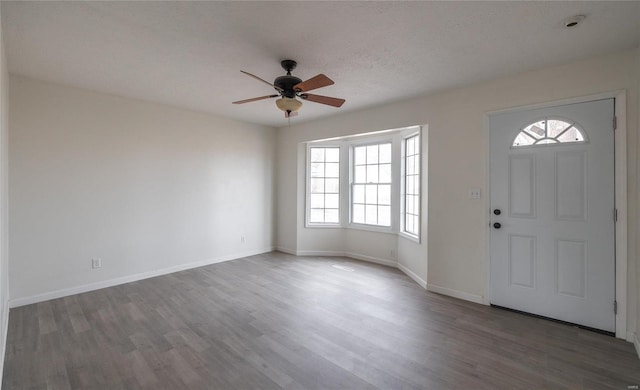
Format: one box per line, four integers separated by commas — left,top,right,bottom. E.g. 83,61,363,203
399,231,421,244
305,223,342,229
347,223,395,235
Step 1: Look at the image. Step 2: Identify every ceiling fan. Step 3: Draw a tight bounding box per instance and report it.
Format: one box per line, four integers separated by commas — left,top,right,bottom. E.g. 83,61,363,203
232,60,345,118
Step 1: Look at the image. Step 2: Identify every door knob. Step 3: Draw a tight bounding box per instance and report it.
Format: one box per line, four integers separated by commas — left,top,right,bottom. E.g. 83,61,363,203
493,222,501,229
493,209,501,215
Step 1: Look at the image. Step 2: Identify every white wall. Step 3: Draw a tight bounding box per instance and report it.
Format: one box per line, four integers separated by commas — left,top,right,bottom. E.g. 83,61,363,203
0,3,10,381
9,76,276,303
276,49,639,333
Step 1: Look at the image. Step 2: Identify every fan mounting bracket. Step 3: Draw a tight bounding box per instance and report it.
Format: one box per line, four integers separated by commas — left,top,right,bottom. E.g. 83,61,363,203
281,60,297,75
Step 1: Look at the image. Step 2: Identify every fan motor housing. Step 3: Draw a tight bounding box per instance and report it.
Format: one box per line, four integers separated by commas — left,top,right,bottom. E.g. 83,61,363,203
274,75,302,98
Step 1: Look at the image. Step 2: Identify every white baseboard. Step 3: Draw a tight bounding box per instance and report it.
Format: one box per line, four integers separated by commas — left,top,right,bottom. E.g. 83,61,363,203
0,298,8,385
286,249,398,268
397,263,427,289
9,247,274,308
343,252,397,268
633,332,640,359
427,283,484,305
275,247,297,256
296,250,346,257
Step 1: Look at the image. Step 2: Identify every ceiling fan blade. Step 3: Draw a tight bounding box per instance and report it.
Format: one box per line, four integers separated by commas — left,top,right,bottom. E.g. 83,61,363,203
240,70,283,92
232,95,279,104
300,93,345,108
294,74,334,92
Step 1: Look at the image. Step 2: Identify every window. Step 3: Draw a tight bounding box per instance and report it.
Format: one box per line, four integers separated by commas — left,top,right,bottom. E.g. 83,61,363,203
512,118,586,147
305,125,422,236
308,147,340,224
352,142,392,227
402,133,420,237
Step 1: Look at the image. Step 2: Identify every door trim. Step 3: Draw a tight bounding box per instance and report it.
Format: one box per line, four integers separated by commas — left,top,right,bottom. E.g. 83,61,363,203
484,91,628,340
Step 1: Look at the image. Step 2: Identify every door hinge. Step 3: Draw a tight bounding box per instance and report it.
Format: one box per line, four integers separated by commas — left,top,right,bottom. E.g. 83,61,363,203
614,300,618,314
614,208,618,222
613,116,617,130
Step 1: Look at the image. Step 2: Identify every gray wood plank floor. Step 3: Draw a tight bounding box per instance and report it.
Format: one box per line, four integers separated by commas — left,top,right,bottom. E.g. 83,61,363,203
3,251,639,389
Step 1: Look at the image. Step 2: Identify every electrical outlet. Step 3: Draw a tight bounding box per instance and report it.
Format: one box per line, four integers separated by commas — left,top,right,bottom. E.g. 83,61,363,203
469,188,481,199
92,257,102,269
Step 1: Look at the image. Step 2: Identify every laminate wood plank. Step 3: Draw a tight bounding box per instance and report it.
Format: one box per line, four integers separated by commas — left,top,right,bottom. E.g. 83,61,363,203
3,251,640,389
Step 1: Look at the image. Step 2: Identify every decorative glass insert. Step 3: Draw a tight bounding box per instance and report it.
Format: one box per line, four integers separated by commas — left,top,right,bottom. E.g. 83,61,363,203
512,118,586,147
308,147,340,224
403,134,420,237
352,142,392,227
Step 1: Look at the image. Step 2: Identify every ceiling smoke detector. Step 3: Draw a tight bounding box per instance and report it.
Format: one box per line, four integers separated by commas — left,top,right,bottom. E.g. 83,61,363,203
563,15,586,28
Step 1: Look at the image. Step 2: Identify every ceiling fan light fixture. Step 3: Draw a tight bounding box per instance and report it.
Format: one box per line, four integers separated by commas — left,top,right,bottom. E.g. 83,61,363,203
276,97,302,113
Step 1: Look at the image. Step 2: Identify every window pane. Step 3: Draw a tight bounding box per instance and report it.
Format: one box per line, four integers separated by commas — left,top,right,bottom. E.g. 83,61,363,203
325,148,340,162
325,209,339,223
407,156,414,175
355,166,366,183
353,184,365,203
354,146,366,165
365,184,377,204
310,163,324,177
325,194,339,209
379,164,391,183
414,157,420,175
325,163,339,178
378,206,390,226
310,178,324,193
414,176,420,195
365,205,377,225
366,145,379,164
378,185,390,205
353,204,365,223
310,194,324,208
407,137,414,156
366,165,378,183
525,121,545,138
405,214,413,232
547,119,571,138
325,178,339,193
412,195,420,213
407,176,414,194
379,143,392,163
513,132,535,146
406,195,413,214
557,126,585,142
310,148,325,162
310,209,324,223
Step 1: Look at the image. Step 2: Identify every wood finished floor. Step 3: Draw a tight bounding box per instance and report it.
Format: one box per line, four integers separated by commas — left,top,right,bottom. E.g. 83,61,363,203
3,252,640,389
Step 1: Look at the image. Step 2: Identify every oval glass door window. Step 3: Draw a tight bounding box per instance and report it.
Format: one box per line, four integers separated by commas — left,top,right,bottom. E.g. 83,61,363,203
512,118,586,147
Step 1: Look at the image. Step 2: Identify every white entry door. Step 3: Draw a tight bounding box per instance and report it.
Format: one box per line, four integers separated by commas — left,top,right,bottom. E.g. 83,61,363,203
489,99,615,332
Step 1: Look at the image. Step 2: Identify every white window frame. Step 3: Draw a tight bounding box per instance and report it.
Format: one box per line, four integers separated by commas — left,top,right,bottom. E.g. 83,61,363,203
349,138,394,231
400,130,421,242
305,144,342,227
304,125,422,237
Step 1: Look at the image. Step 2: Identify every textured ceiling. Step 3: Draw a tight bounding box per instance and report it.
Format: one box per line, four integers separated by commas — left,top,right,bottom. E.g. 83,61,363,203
2,1,639,128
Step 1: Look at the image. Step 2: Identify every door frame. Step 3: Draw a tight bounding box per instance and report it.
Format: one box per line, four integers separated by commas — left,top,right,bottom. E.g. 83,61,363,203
484,91,628,340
